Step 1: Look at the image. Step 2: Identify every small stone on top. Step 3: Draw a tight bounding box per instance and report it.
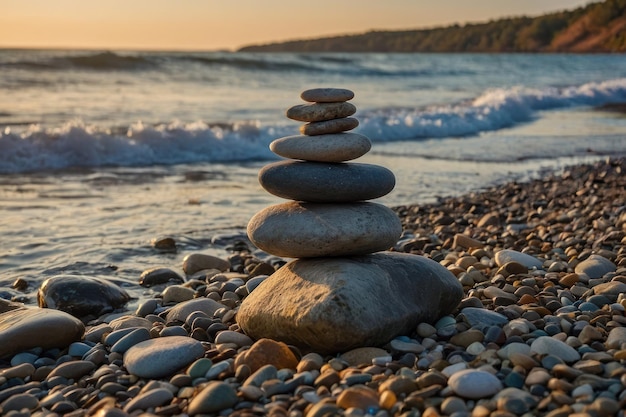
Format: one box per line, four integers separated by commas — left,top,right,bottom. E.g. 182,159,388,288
300,87,354,103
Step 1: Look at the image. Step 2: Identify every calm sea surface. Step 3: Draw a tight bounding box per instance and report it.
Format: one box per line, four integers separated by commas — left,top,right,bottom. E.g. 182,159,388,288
1,50,625,306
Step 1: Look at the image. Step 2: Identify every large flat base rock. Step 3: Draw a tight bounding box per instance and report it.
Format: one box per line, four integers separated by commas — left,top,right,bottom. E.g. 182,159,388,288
237,252,463,354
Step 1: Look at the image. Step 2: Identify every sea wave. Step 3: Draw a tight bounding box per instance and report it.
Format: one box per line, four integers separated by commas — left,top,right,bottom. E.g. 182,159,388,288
359,78,626,140
1,51,154,71
1,78,624,174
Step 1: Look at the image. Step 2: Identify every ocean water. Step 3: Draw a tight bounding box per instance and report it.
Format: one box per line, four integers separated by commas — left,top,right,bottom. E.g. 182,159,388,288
1,50,625,307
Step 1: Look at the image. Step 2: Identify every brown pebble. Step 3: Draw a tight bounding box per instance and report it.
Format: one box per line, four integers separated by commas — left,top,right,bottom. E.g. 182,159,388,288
336,385,379,410
300,117,359,136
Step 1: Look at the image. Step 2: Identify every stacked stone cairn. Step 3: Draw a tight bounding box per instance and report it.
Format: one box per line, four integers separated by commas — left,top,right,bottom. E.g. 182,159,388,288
238,88,462,354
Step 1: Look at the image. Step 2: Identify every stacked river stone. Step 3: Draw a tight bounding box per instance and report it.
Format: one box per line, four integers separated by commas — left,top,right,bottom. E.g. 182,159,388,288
238,88,463,353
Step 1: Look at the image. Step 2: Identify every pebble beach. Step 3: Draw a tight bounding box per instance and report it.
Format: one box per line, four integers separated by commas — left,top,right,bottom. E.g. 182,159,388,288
1,157,625,416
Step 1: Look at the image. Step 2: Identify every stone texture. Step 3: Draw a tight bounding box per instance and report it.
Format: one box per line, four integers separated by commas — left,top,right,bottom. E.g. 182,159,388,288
448,369,503,399
237,252,463,353
247,201,402,258
164,298,224,324
300,88,354,103
0,307,84,358
38,274,130,320
286,102,356,122
300,117,359,136
258,160,395,202
182,253,230,275
494,250,543,270
269,133,371,162
240,338,299,372
124,336,205,379
187,381,239,415
574,254,616,278
530,336,581,362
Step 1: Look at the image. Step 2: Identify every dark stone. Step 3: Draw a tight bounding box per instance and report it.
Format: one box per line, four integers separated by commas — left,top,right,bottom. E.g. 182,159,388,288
258,160,395,203
38,275,130,320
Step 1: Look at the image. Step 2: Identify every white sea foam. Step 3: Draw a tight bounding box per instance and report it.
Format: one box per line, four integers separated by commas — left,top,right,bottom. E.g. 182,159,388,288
1,78,625,174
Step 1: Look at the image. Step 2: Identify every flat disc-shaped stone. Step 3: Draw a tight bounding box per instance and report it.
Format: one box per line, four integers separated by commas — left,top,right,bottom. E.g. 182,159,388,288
269,133,371,162
247,201,402,258
259,160,395,202
300,117,359,136
300,88,354,103
286,102,356,122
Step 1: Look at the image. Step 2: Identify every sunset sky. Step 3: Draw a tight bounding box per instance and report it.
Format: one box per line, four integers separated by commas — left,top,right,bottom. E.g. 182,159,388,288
1,0,597,51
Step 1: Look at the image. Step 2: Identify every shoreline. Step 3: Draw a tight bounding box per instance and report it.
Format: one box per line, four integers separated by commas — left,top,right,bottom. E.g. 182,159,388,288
1,157,625,416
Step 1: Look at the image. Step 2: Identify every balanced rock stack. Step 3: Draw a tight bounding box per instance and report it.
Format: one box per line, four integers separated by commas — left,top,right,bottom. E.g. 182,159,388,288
238,88,462,354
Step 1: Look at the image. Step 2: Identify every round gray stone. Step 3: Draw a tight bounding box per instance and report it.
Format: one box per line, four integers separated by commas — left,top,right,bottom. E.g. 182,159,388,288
300,117,358,136
124,336,205,379
300,88,354,103
247,201,402,258
258,161,395,202
286,102,356,122
448,369,503,399
575,254,616,279
530,336,581,362
269,133,371,162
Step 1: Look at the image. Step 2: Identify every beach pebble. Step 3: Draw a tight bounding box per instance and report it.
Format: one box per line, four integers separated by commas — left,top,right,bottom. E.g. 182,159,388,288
530,336,581,362
161,285,195,304
494,250,543,269
448,369,503,399
459,307,508,330
164,297,224,323
340,347,391,366
123,387,174,413
46,360,96,380
337,385,379,410
258,160,395,202
300,117,359,136
247,201,402,258
270,133,371,162
187,381,238,415
574,254,616,279
139,267,184,287
38,274,130,319
124,336,205,379
605,327,626,349
0,392,39,412
240,338,298,372
286,101,356,122
214,330,254,347
0,307,84,358
182,253,230,275
238,252,462,353
300,87,354,102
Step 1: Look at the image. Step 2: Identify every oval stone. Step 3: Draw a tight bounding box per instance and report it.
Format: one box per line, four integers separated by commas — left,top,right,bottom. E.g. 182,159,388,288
0,307,84,358
286,102,356,122
300,117,359,136
270,133,371,162
124,336,205,379
38,275,130,320
448,369,503,399
300,88,354,103
258,161,395,202
247,201,402,258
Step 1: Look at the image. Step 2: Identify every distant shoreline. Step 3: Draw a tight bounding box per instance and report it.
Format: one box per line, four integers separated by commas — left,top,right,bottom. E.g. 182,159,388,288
239,0,625,53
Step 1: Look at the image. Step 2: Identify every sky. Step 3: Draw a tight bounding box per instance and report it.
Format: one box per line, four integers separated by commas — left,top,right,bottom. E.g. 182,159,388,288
1,0,597,51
